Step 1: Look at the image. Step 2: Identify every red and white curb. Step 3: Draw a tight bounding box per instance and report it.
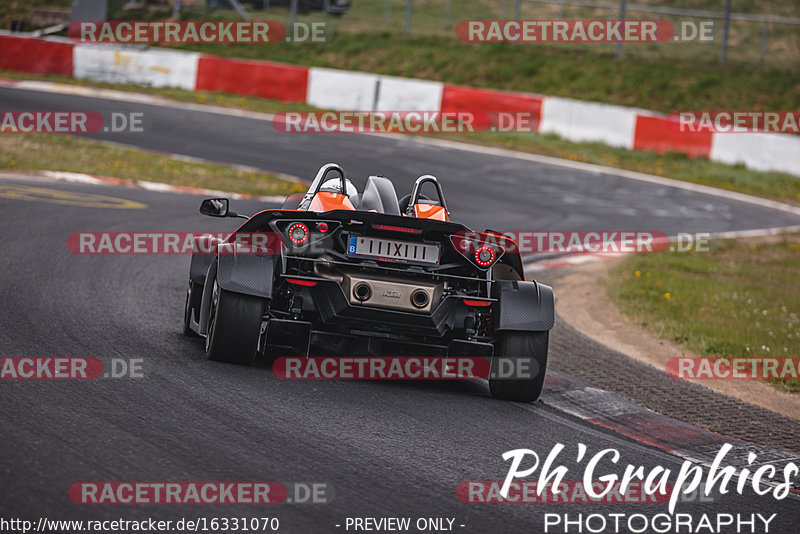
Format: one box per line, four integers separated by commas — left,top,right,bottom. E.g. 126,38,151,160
534,370,800,495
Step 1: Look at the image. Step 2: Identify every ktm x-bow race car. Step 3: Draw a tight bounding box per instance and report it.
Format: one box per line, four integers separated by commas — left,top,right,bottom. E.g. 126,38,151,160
182,163,555,402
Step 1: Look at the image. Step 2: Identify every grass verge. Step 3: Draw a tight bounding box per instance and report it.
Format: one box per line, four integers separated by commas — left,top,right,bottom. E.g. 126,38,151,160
0,133,305,197
607,234,800,393
3,70,800,205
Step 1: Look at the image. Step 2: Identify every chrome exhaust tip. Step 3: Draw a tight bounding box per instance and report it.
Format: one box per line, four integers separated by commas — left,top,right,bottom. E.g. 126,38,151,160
410,289,430,309
353,281,372,302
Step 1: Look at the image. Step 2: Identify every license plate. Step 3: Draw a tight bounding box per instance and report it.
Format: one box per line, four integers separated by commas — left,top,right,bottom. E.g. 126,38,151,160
347,235,439,264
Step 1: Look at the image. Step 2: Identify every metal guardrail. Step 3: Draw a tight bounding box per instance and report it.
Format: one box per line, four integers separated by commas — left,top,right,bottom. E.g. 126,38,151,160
189,0,798,64
519,0,800,63
523,0,800,24
377,0,800,65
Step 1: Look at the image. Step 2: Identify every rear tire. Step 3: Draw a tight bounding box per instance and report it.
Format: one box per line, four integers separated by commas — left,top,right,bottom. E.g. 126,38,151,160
205,280,265,365
489,331,549,402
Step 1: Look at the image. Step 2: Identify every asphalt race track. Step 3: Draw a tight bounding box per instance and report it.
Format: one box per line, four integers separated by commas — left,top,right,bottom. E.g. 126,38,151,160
1,86,800,532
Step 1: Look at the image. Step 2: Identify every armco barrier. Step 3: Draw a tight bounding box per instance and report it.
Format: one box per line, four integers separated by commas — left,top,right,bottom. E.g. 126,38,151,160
633,115,713,158
74,45,200,90
1,32,799,178
0,34,73,76
196,56,308,102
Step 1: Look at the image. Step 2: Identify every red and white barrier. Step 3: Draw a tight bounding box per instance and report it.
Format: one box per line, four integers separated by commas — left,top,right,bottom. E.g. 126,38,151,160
633,115,712,158
441,85,543,116
73,45,200,90
196,56,308,102
539,97,639,149
307,67,377,110
0,34,73,76
306,69,443,112
1,32,799,177
711,132,800,176
375,75,442,112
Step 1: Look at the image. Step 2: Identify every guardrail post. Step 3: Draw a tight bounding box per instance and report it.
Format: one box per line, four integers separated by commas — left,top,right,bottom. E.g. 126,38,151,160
614,0,627,58
720,0,732,64
386,0,392,24
444,0,452,29
404,0,412,34
228,0,250,20
289,0,298,34
514,0,521,20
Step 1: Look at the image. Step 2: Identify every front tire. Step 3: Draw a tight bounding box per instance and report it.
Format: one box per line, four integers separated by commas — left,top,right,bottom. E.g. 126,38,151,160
489,331,549,402
205,280,265,365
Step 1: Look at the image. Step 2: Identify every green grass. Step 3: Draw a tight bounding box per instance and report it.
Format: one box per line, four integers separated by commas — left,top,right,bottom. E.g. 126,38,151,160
607,234,800,392
4,69,800,205
0,133,305,197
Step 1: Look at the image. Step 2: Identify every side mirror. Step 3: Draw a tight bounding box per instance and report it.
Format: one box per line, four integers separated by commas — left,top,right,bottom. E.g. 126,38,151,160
199,198,229,217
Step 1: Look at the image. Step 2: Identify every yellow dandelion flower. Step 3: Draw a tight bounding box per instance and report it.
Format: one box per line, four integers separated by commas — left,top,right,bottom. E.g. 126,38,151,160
664,292,671,299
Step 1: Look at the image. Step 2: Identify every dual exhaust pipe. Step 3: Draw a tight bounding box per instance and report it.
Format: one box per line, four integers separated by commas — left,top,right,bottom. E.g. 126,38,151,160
353,281,430,309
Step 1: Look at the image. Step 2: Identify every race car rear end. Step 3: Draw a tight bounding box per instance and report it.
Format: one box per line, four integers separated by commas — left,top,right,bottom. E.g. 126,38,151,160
183,164,555,402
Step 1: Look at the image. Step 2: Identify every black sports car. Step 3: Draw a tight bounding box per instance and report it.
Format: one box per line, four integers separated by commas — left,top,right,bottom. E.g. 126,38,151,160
183,163,555,401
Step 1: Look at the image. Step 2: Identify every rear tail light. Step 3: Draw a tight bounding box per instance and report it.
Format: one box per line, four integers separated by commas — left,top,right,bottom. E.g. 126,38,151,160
475,245,496,267
287,223,309,245
463,299,492,307
450,232,509,269
286,278,317,287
